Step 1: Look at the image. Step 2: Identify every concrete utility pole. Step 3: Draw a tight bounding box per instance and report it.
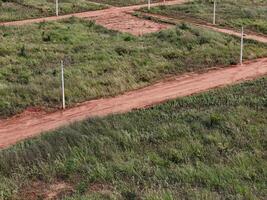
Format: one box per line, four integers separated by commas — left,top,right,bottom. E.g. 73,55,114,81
61,60,65,109
213,0,216,25
56,0,59,16
240,26,244,65
148,0,151,10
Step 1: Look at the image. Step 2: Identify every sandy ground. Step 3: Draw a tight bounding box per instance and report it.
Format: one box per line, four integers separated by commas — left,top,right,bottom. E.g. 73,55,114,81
0,58,267,149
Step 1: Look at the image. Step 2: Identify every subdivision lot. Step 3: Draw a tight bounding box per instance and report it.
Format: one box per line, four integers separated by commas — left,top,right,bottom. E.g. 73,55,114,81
0,0,107,22
1,18,267,118
143,0,267,35
0,77,266,199
86,10,172,35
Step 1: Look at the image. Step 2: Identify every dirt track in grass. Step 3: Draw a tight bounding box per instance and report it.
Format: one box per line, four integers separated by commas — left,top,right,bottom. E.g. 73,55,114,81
1,0,267,149
0,0,187,35
1,58,267,149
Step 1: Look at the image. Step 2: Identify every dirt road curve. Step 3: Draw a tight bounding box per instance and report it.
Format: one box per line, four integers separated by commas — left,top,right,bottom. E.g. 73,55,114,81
0,0,188,26
1,58,267,149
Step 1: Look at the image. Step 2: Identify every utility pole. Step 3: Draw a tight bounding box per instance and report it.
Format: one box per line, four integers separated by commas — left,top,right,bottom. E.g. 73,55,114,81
148,0,151,10
240,26,244,65
56,0,59,16
61,60,65,109
213,0,216,25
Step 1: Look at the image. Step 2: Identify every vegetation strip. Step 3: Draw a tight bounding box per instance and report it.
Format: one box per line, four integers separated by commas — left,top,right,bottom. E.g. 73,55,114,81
136,12,267,44
141,0,267,35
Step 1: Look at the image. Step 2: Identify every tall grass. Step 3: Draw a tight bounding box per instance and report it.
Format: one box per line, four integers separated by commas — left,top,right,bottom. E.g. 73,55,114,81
0,77,266,199
1,17,267,118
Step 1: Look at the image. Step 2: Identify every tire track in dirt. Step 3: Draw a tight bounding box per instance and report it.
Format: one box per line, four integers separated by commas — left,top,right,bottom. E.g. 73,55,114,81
1,58,267,149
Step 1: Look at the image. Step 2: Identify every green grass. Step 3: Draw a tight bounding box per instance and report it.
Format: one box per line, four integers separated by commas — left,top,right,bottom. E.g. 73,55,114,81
0,0,162,22
0,77,266,199
1,18,267,118
0,0,107,22
142,0,267,35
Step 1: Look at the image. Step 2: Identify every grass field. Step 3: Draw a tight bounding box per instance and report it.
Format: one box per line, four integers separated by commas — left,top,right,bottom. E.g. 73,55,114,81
0,77,266,199
1,18,267,118
0,0,107,22
142,0,267,35
0,0,162,22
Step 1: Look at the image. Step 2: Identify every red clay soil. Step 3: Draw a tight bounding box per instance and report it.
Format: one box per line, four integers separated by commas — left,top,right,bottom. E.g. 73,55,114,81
1,58,267,149
87,11,171,35
19,181,73,200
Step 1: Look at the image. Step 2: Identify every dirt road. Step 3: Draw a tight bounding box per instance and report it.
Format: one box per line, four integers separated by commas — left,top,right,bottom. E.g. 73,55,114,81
1,58,267,149
0,0,188,35
0,0,188,26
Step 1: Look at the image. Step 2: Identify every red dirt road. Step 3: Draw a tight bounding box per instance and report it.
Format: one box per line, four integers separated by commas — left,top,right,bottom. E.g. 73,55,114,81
0,0,188,26
0,0,188,35
1,58,267,149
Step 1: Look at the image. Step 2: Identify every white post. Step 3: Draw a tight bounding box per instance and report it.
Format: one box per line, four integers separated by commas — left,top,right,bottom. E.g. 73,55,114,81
213,0,216,25
61,60,65,109
56,0,59,16
240,26,244,65
148,0,151,10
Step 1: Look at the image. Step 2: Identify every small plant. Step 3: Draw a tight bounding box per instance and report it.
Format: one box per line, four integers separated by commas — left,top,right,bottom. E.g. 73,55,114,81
18,45,27,57
179,23,189,30
42,32,51,42
208,113,223,128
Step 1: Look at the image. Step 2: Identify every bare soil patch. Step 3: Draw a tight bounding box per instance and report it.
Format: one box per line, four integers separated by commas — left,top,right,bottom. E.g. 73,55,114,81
87,11,171,35
19,181,73,200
